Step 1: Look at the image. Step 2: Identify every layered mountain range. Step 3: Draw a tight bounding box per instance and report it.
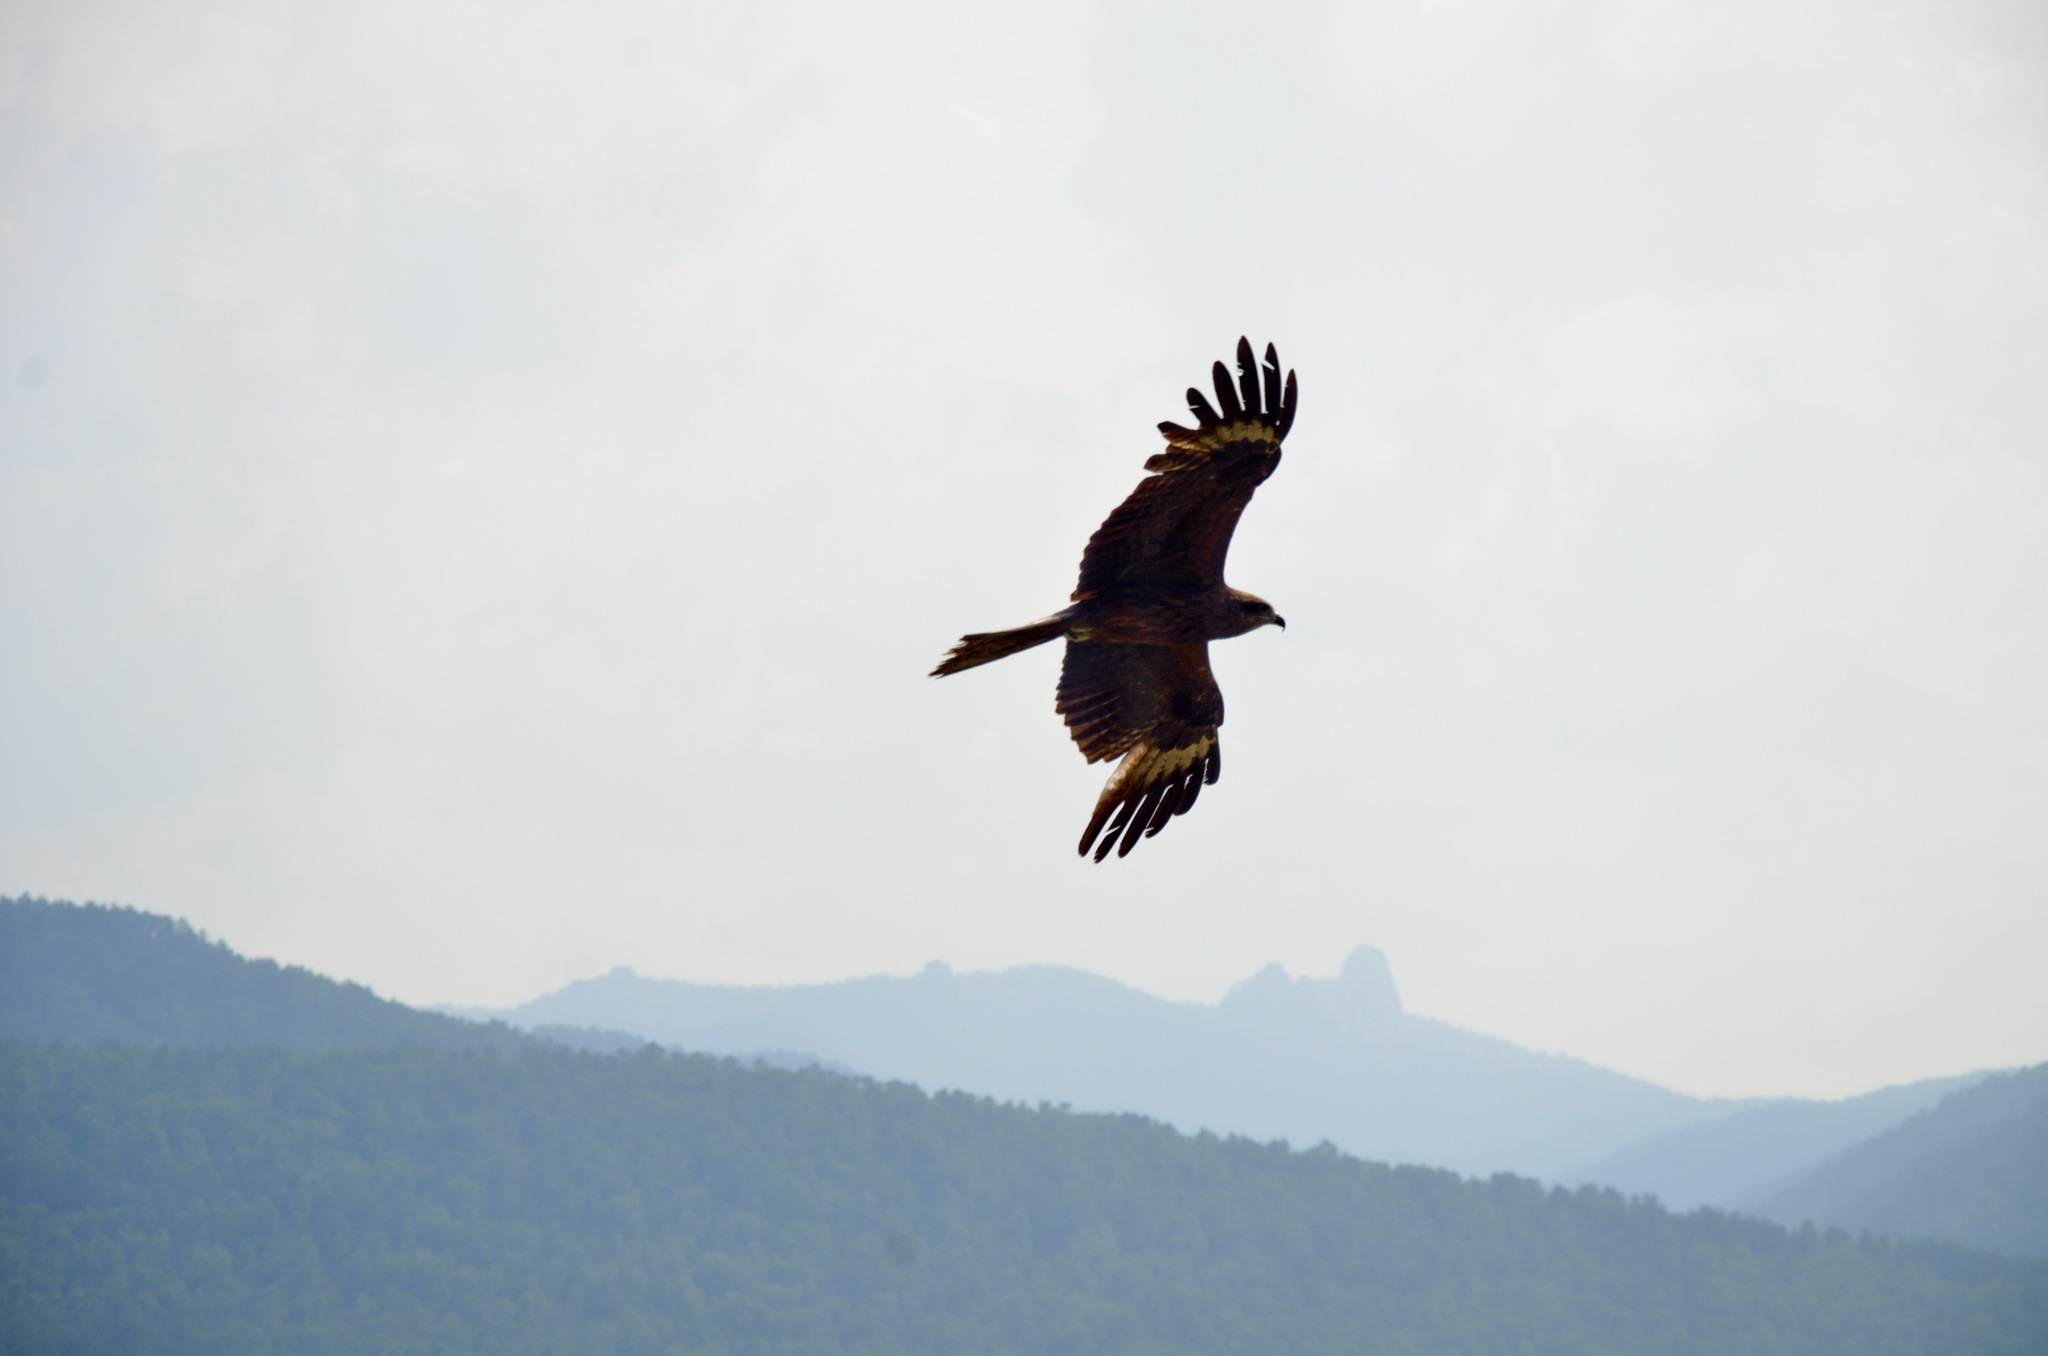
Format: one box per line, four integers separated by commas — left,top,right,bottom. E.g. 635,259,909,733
8,895,2042,1260
458,945,1999,1203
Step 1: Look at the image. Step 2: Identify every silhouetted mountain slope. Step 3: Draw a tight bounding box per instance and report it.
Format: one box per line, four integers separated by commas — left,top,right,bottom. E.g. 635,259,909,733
7,1039,2044,1355
531,1022,856,1074
465,949,1741,1177
10,894,2003,1205
1757,1064,2048,1259
1571,1072,1992,1212
0,895,525,1053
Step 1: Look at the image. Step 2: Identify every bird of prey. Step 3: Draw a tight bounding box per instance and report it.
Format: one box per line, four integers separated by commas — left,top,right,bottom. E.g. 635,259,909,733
932,338,1297,861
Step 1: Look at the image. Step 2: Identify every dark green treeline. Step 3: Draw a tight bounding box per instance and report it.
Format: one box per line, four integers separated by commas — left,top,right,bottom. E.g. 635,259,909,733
5,1041,2044,1356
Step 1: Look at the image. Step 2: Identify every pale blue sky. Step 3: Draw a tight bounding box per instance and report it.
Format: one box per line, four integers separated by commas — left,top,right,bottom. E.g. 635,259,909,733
3,0,2045,1097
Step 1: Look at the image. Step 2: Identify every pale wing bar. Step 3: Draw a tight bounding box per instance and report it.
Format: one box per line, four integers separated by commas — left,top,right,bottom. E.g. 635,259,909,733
1077,736,1222,861
1154,338,1297,456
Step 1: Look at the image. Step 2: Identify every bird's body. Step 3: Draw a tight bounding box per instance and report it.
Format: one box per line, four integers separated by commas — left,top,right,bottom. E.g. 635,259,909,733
932,338,1297,861
1042,586,1274,647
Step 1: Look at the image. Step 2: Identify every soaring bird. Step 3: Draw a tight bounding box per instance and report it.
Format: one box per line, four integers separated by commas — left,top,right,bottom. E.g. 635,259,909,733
932,338,1297,860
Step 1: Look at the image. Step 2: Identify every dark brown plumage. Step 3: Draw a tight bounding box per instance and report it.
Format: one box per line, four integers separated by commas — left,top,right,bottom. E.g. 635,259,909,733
931,338,1297,860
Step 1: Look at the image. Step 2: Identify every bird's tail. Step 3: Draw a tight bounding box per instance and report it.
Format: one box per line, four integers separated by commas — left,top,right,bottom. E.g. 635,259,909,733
930,612,1070,677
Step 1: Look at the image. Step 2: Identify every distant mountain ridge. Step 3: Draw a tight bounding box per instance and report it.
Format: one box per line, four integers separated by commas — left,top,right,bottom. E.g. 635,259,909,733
463,945,1739,1177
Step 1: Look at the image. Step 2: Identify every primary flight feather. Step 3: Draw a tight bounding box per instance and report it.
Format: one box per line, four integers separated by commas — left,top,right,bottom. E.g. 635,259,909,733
931,337,1297,861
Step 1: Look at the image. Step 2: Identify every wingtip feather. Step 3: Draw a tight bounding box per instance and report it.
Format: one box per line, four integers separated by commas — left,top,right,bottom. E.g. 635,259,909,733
1211,361,1243,420
1235,338,1260,414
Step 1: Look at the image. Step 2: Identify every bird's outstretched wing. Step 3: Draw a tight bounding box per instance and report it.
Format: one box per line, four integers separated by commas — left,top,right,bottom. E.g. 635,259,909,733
1057,640,1223,860
1073,337,1296,601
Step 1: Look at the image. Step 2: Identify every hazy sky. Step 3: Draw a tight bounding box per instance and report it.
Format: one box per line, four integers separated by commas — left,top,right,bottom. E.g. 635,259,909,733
4,0,2045,1099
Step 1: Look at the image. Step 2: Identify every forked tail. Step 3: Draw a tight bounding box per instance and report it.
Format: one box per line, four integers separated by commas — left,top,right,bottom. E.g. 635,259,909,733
930,612,1070,677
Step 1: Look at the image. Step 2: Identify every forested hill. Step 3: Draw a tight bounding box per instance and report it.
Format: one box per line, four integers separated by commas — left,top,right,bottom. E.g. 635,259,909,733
0,895,525,1052
1758,1063,2048,1260
1571,1071,1993,1213
6,1041,2046,1356
2,895,2044,1351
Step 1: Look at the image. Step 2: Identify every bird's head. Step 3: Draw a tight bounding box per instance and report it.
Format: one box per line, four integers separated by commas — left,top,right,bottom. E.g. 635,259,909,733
1238,594,1286,632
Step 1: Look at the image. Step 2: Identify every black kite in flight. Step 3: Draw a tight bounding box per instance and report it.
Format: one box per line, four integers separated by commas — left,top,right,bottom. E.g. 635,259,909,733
932,338,1297,860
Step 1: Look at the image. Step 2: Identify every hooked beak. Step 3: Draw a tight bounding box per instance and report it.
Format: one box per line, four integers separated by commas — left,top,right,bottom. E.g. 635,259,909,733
1273,615,1286,630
